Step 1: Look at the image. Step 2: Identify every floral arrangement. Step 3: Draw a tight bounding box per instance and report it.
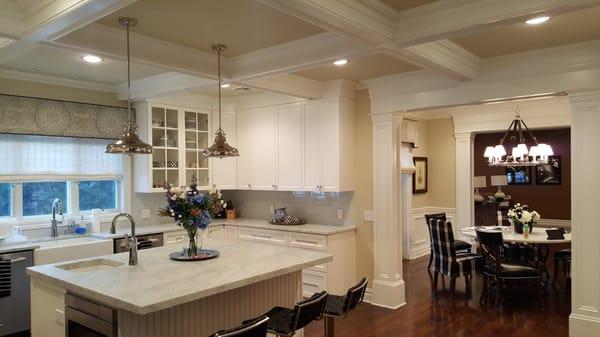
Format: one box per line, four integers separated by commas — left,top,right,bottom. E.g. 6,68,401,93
159,179,211,256
205,188,227,218
507,203,540,233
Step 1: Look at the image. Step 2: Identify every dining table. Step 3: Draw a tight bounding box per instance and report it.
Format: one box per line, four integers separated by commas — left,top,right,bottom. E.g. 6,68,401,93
460,226,572,286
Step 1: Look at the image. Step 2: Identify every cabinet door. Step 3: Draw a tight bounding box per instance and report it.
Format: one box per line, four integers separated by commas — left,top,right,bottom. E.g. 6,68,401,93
303,101,322,191
210,109,237,190
276,103,303,190
320,99,340,192
237,107,276,190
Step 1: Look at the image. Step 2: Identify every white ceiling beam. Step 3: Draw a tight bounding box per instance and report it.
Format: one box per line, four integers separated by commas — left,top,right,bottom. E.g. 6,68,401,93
239,74,324,99
0,67,117,93
385,39,481,80
116,72,215,101
394,0,600,46
0,0,140,64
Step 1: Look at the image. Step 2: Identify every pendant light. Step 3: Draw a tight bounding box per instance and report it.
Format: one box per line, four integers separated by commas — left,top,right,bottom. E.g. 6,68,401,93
202,44,240,158
483,105,553,166
106,17,152,155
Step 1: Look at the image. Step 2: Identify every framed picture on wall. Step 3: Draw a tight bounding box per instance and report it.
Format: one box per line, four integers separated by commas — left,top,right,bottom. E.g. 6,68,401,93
506,166,531,185
413,157,428,194
536,155,561,185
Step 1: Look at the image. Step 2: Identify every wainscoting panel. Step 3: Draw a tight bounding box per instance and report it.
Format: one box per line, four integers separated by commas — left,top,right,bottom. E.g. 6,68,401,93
407,207,456,260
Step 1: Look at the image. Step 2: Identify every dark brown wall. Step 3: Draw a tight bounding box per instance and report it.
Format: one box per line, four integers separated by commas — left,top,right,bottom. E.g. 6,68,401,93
474,128,571,220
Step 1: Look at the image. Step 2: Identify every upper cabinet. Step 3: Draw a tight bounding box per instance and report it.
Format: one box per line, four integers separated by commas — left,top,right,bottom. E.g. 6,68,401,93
276,103,303,191
209,109,237,190
134,102,211,193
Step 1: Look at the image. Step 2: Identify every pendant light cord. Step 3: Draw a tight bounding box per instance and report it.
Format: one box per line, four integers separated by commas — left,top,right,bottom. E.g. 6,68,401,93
126,22,132,123
217,47,222,131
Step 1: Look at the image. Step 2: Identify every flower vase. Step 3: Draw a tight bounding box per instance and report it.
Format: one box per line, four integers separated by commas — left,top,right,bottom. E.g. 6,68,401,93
185,229,199,257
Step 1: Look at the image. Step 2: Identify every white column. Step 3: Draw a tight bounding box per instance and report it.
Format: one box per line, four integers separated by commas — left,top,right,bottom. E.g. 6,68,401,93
371,113,405,309
569,91,600,337
454,132,474,232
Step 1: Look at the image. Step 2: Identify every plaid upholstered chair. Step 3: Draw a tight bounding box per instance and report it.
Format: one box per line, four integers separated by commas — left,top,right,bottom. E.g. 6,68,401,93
425,213,472,269
428,218,482,297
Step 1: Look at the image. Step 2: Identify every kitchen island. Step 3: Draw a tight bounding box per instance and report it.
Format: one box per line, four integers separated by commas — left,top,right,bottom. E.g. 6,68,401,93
27,238,332,337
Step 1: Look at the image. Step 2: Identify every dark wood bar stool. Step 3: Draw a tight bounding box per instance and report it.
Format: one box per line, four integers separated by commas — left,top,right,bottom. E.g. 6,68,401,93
262,291,328,337
209,316,269,337
323,278,368,337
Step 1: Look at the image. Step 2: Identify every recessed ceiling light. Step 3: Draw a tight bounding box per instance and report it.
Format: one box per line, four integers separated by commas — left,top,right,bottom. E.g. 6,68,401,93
81,54,103,64
221,83,230,88
525,16,550,25
333,59,348,66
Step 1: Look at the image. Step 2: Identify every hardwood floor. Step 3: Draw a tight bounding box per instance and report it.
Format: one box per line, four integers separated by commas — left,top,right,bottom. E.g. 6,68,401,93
305,256,571,337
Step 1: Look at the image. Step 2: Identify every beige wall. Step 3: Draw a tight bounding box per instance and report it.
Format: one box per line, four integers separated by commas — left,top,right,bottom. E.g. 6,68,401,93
0,78,125,107
425,118,456,208
412,119,430,208
352,90,375,282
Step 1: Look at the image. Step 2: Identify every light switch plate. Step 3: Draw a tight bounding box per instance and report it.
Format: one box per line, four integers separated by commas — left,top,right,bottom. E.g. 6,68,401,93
55,309,65,326
364,210,374,222
141,209,151,219
337,208,344,220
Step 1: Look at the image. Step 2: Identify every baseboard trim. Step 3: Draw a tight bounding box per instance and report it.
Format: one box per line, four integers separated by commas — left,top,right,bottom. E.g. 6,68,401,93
370,279,406,309
569,313,600,336
363,287,374,304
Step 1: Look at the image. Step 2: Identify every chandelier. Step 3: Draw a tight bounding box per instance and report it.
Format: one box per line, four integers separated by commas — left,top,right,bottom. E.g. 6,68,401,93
484,106,553,167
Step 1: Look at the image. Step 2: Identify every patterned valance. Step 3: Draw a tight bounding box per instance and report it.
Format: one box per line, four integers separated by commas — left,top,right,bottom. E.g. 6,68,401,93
0,94,130,139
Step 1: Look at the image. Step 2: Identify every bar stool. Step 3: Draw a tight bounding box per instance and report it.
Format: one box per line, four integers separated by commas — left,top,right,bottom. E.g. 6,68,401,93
209,315,269,337
323,278,368,337
262,290,328,337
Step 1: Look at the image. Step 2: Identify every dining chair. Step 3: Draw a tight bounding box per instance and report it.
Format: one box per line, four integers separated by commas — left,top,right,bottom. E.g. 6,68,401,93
323,278,368,337
428,218,482,297
476,229,542,307
209,315,269,337
262,291,328,337
425,213,471,269
553,248,571,285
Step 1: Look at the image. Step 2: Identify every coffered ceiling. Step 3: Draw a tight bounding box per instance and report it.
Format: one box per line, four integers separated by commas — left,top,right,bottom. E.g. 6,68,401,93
452,6,600,58
379,0,437,12
293,53,418,82
97,0,325,56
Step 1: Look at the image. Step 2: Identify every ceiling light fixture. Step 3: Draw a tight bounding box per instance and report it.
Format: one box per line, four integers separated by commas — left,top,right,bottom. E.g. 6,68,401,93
82,54,103,64
333,59,348,66
525,16,550,25
202,44,240,158
221,83,230,88
483,105,553,167
106,17,152,155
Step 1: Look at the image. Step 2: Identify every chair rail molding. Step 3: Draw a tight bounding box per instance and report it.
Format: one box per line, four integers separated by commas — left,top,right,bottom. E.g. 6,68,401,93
569,91,600,337
371,112,406,309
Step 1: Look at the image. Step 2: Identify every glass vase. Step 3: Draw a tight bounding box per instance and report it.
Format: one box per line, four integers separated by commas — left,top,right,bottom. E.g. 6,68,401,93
185,229,198,257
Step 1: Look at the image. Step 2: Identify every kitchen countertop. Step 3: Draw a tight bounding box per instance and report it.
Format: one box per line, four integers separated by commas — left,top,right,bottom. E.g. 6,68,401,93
27,238,332,314
0,234,40,254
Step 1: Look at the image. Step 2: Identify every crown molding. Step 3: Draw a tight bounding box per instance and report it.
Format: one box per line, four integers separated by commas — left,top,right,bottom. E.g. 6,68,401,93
0,68,117,93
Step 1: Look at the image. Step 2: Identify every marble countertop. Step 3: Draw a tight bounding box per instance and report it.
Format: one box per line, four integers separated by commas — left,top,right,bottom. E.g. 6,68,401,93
0,234,40,254
27,238,332,314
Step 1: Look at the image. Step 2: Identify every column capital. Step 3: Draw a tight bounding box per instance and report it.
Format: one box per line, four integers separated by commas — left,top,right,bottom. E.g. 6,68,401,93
454,131,474,141
569,90,600,105
370,112,402,124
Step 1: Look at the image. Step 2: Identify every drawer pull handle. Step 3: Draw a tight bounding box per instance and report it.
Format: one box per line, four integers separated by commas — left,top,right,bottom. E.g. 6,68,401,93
295,239,319,245
10,257,27,264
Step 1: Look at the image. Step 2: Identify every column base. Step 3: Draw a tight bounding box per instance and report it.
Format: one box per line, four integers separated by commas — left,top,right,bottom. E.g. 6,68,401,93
371,278,406,309
570,313,600,337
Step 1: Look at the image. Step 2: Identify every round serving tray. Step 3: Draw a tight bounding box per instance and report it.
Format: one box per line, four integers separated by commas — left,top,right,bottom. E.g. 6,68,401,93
169,249,219,261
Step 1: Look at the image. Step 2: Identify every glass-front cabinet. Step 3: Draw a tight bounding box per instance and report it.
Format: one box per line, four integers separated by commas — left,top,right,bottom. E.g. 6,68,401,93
134,103,211,192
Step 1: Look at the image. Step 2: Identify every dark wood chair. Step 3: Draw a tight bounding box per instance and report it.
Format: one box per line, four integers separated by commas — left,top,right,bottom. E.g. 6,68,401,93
425,213,471,269
210,316,269,337
263,291,328,337
428,219,481,297
553,248,571,285
476,229,542,307
323,278,368,337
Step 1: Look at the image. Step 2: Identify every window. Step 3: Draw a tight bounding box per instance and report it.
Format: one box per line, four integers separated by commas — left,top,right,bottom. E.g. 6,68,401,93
23,182,69,216
0,183,11,217
79,180,117,211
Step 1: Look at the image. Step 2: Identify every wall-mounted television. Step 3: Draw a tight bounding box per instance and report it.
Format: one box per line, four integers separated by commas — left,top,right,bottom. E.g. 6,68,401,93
506,167,531,185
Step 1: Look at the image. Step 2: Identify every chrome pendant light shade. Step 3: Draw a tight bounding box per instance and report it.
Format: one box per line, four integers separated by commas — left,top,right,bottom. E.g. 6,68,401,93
202,43,239,158
106,17,152,155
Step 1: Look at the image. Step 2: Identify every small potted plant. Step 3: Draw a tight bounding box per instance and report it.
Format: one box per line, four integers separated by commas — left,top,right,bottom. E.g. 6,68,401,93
507,203,541,234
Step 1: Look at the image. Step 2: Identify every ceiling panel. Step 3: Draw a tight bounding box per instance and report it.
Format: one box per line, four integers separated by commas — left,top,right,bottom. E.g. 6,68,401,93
97,0,325,56
192,86,261,97
452,7,600,58
293,53,419,82
380,0,437,12
1,45,165,84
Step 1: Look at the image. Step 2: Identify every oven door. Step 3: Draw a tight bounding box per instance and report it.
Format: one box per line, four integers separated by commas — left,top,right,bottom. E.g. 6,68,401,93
65,295,117,337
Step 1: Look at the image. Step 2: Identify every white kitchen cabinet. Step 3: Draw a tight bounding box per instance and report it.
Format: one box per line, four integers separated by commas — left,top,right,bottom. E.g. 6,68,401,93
276,103,303,190
236,106,276,190
303,98,354,192
209,109,237,190
134,102,211,192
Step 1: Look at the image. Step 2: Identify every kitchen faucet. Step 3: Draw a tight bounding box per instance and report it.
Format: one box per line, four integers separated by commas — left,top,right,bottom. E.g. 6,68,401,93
111,213,138,265
50,198,63,237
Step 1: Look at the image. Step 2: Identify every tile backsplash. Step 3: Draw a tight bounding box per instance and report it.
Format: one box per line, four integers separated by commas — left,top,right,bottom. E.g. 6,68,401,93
222,190,355,226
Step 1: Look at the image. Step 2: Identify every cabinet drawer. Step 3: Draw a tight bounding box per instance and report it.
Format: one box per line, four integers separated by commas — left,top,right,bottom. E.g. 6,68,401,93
302,270,327,297
164,230,187,245
289,233,327,251
237,228,287,246
306,263,328,273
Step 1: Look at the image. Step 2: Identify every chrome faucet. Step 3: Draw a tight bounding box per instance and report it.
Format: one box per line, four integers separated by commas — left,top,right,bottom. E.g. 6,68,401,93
50,198,64,237
111,213,138,265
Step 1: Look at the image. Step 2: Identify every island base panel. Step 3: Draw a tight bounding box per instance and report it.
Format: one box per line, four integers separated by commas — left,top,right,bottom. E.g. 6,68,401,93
118,271,302,337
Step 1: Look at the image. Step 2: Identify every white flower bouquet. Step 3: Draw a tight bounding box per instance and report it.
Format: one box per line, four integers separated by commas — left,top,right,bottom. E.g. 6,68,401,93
507,203,540,234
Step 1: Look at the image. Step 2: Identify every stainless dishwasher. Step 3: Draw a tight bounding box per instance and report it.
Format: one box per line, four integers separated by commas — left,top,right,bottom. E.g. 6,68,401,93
0,250,34,336
65,294,117,337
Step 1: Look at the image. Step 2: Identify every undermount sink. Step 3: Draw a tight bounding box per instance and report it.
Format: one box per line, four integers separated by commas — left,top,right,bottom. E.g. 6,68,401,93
56,258,124,272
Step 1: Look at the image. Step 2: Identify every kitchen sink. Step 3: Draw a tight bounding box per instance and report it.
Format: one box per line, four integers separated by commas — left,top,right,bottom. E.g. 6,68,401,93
55,258,124,272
